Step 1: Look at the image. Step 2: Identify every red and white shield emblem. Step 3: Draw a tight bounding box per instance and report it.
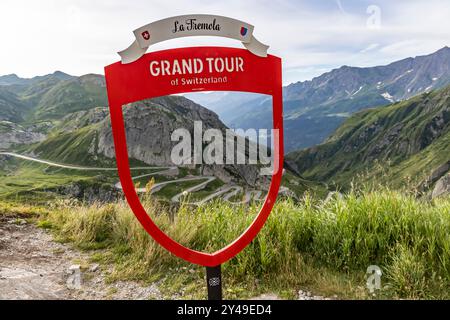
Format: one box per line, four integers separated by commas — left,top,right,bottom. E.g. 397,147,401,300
141,30,150,40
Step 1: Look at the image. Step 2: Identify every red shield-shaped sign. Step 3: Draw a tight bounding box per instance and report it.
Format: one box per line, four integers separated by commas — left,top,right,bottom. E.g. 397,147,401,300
104,46,283,267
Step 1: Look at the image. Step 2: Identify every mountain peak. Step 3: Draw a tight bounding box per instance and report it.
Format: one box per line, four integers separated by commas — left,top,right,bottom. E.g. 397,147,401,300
1,73,19,78
435,46,450,55
53,70,68,76
0,73,24,85
50,71,73,80
80,73,104,79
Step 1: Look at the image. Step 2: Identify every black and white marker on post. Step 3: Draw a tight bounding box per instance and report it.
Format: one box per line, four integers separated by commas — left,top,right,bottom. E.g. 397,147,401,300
206,265,222,300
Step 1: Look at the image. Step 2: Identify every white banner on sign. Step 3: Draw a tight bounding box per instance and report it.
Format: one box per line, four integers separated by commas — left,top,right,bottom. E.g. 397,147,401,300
119,14,269,64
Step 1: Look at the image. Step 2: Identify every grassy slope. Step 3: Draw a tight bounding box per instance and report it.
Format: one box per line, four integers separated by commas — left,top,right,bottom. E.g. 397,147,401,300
3,188,448,299
32,75,107,120
27,125,101,165
0,87,29,122
286,85,450,189
0,161,101,201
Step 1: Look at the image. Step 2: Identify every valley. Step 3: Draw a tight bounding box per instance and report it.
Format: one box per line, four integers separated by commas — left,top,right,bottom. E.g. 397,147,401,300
0,152,266,205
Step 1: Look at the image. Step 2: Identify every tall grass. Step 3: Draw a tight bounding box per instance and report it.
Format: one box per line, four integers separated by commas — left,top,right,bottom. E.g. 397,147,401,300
34,188,450,299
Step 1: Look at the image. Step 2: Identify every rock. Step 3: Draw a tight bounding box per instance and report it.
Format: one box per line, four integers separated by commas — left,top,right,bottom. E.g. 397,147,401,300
59,107,109,133
89,264,99,273
66,265,82,290
298,289,329,300
324,191,343,203
67,265,80,273
418,161,450,191
250,293,281,300
432,173,450,198
278,186,298,200
0,121,48,149
57,181,121,203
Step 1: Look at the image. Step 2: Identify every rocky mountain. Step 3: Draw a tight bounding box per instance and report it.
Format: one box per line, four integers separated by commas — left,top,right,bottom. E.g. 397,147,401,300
3,46,450,193
27,95,269,188
285,84,450,193
190,47,450,152
97,96,229,166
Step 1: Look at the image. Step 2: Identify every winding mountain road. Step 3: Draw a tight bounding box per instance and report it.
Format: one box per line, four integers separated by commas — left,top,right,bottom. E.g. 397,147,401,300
0,152,262,204
0,152,159,171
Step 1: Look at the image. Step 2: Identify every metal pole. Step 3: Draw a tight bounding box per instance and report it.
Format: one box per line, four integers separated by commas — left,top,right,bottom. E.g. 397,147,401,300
206,265,222,300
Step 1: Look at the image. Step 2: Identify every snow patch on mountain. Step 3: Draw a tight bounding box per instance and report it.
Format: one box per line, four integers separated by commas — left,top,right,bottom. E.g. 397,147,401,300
381,92,395,103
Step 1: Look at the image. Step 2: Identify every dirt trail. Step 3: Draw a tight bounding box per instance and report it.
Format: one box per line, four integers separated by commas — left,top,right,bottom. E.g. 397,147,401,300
0,216,161,300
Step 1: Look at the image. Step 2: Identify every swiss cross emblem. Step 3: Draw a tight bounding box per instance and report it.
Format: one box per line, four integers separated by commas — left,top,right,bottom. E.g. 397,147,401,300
141,30,150,40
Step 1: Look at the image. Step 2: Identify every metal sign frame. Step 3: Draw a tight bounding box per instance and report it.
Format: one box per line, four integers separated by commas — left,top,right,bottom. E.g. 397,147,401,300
104,46,283,268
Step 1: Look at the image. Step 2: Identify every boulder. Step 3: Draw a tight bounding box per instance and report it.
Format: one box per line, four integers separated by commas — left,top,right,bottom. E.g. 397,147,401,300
432,173,450,198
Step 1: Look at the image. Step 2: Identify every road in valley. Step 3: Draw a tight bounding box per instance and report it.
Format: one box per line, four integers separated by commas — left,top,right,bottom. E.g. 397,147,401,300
0,152,262,204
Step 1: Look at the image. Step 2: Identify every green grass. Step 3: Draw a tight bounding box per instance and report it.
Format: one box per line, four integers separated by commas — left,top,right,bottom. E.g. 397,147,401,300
5,187,447,300
0,164,91,197
26,124,106,166
0,201,50,217
282,170,327,198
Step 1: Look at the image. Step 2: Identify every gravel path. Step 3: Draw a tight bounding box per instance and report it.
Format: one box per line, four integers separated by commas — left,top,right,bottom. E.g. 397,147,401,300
0,215,161,300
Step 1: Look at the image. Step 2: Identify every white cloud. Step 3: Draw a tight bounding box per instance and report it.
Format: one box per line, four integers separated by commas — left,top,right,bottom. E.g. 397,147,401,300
360,43,380,53
0,0,448,85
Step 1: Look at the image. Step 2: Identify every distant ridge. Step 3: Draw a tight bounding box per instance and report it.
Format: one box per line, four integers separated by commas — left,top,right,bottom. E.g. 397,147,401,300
285,84,450,191
188,47,450,152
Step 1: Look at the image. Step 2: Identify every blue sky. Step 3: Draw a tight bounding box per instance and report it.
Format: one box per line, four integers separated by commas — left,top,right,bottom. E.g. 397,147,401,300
0,0,449,85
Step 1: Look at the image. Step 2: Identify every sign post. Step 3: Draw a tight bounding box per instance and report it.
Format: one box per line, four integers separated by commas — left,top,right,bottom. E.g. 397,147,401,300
104,15,283,300
206,265,222,300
